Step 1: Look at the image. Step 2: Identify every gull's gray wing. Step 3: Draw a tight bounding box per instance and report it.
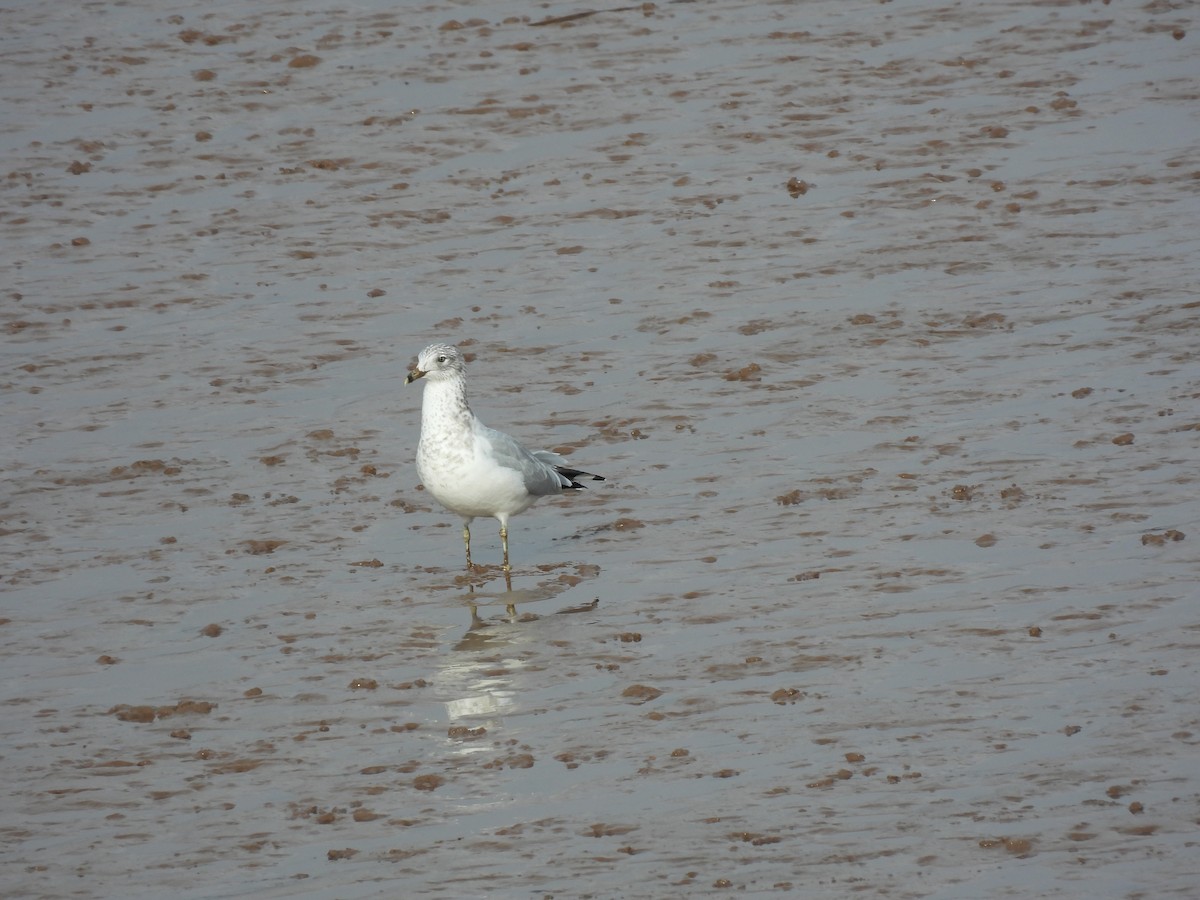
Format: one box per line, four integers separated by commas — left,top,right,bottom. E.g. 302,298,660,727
478,424,570,496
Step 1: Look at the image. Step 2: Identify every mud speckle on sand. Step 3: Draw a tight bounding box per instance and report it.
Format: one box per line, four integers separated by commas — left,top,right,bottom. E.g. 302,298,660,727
3,0,1198,897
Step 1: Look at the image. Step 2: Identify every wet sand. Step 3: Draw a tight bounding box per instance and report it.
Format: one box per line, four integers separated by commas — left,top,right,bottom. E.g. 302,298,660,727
3,0,1198,897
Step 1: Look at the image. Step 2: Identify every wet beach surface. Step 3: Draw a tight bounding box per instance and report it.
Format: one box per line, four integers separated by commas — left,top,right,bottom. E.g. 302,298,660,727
3,0,1199,897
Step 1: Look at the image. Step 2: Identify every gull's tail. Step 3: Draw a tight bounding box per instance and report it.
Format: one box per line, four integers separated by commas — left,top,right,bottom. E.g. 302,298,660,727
555,466,605,490
530,449,605,491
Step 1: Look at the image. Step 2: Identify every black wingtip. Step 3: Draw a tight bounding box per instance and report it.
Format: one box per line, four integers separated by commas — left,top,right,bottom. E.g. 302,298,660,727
555,466,606,489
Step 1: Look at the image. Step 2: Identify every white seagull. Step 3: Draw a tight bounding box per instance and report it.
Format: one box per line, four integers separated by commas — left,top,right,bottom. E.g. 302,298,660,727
405,343,604,571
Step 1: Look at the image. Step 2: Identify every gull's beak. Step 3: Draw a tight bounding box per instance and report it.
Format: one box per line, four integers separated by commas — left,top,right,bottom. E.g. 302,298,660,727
405,366,426,385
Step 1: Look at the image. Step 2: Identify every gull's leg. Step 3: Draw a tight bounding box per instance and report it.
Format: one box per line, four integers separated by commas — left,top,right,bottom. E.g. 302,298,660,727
497,514,511,572
462,519,473,568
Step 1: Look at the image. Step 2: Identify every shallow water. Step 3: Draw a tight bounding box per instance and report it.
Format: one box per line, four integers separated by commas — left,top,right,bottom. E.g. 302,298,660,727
3,0,1199,897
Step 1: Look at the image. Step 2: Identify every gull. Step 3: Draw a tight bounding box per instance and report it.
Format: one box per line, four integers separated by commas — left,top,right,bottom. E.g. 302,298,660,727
405,343,604,571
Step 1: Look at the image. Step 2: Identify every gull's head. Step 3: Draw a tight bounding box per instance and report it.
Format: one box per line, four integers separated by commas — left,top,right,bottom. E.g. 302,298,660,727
406,343,466,385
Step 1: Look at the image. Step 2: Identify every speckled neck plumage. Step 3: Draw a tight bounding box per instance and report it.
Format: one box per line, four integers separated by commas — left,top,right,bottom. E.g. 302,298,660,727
417,373,474,470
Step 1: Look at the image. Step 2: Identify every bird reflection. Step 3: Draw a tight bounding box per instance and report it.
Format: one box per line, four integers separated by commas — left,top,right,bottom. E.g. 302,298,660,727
438,586,600,724
443,560,600,627
455,592,601,650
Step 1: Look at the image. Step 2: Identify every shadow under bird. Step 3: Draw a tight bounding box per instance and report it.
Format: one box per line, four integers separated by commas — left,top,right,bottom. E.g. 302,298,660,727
405,343,604,571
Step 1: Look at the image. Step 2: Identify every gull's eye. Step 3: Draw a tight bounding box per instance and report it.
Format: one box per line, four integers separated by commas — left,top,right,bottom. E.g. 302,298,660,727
436,355,447,364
